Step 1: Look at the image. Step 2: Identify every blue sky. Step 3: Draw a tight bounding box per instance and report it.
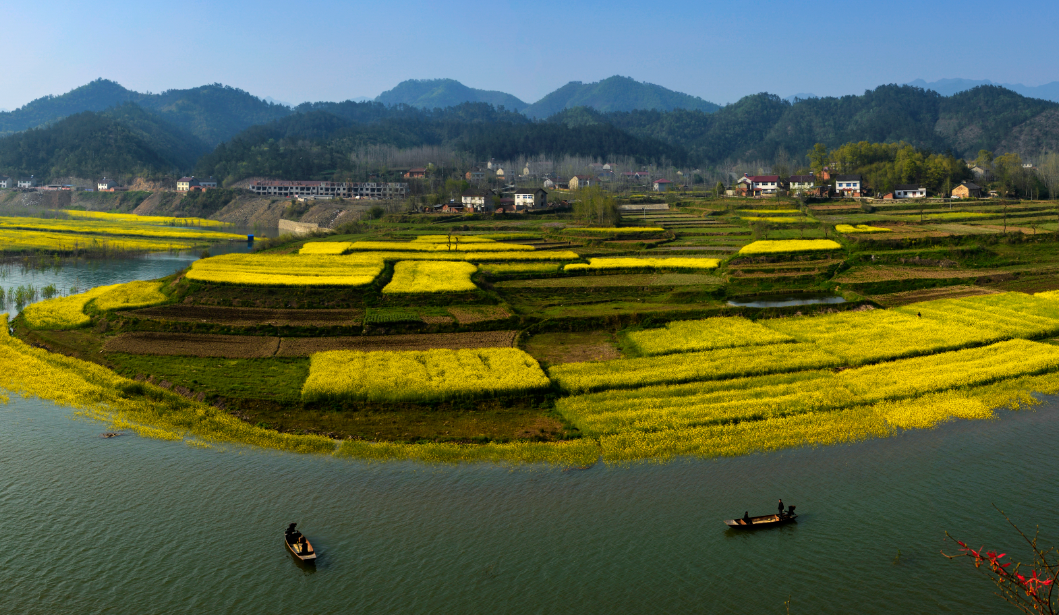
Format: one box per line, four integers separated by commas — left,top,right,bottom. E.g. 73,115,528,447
3,0,1058,110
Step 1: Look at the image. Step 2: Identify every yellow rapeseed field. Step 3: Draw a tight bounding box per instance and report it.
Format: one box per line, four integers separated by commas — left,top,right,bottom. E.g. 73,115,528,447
741,217,805,223
0,228,196,252
739,240,842,254
349,240,533,252
23,284,124,329
561,340,1059,460
299,242,353,255
836,224,892,233
302,347,551,402
62,210,233,228
92,281,168,312
382,261,478,293
560,227,666,235
763,308,997,364
893,292,1059,339
186,253,384,286
1036,290,1059,301
0,216,243,241
549,343,840,394
564,257,720,272
479,262,561,275
412,235,497,243
625,316,794,356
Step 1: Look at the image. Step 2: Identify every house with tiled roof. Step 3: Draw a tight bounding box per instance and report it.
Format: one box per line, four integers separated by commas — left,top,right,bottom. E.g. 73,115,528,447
569,175,596,190
893,184,926,199
951,181,982,199
834,175,862,197
652,178,674,192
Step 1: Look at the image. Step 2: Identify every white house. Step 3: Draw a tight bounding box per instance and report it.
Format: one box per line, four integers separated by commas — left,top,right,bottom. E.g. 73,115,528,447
0,176,10,189
653,178,674,192
514,188,547,209
97,178,118,192
893,184,927,199
465,167,485,182
835,175,862,197
461,189,492,211
788,174,815,192
17,177,37,188
177,176,219,192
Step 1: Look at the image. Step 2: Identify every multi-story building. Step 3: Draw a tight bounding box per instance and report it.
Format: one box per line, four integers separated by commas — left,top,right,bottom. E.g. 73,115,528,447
569,175,596,190
97,178,118,192
461,189,493,211
17,178,37,189
0,176,10,189
835,175,863,197
248,180,408,200
514,188,547,209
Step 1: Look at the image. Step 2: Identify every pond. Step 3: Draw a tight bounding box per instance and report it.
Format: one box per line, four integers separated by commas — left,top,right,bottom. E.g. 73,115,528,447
727,293,847,308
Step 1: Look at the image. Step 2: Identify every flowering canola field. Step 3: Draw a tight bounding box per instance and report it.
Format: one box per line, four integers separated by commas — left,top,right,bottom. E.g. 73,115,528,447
564,257,720,272
0,228,197,252
23,284,125,329
92,281,168,312
836,224,892,233
301,348,550,403
62,210,233,228
382,261,478,293
739,240,842,254
625,316,794,356
349,241,533,252
186,253,385,286
0,216,243,241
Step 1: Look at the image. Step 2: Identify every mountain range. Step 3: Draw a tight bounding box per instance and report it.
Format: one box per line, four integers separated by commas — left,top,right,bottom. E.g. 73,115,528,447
907,78,1059,103
2,78,1059,182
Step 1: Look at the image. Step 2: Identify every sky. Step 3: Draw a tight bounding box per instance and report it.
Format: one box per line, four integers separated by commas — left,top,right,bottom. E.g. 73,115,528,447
3,0,1058,111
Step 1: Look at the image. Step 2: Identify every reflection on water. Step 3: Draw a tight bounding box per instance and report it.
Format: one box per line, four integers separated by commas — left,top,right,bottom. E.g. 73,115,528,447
0,240,254,315
727,293,847,308
1,393,1056,614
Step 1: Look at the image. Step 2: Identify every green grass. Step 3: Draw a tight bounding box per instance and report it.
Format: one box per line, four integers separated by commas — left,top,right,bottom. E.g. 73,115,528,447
105,354,311,402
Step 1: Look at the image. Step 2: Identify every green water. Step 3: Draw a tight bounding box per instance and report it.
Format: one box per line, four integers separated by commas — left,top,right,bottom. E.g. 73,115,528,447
1,251,1053,613
1,393,1054,613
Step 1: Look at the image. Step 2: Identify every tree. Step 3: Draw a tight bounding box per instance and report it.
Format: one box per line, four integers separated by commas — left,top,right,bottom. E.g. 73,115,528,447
572,186,619,226
1038,153,1059,200
808,143,828,176
714,181,725,198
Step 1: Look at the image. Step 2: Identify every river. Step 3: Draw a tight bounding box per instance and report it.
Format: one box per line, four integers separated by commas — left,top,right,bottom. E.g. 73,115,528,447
1,249,1055,614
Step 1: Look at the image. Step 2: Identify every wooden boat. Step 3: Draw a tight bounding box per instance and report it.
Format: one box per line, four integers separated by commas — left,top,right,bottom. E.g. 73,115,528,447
724,512,798,530
284,524,317,564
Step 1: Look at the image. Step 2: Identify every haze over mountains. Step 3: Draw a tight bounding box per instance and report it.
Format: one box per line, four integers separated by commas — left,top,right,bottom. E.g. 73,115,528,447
907,78,1059,103
1,77,1058,183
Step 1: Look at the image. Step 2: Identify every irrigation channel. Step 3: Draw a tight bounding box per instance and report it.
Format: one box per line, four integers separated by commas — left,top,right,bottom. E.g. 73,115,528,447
2,249,1058,613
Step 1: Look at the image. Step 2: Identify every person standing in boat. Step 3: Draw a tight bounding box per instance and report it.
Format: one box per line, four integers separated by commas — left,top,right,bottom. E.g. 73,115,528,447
743,511,751,525
778,499,785,516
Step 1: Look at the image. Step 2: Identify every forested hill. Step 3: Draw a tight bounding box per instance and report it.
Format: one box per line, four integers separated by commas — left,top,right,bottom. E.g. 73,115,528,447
522,76,721,119
557,84,1059,163
0,103,210,179
0,79,292,146
193,102,687,184
375,79,528,112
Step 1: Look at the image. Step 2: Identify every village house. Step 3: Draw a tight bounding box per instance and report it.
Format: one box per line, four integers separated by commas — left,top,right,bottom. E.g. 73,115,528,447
893,184,927,199
970,166,992,181
403,168,427,179
951,181,982,199
514,188,547,209
736,174,781,196
461,188,493,211
568,175,596,190
97,178,119,192
248,180,407,200
176,176,218,192
622,171,650,183
465,167,485,182
834,175,863,197
17,177,37,188
0,176,9,189
652,178,674,192
788,174,816,192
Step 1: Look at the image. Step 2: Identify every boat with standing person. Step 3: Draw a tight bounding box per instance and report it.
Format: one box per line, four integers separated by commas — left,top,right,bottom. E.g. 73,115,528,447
725,505,797,530
284,522,317,564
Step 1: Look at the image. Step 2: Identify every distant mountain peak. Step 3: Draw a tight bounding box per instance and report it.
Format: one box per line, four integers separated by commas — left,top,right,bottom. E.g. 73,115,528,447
375,78,527,111
522,75,720,118
908,78,1059,103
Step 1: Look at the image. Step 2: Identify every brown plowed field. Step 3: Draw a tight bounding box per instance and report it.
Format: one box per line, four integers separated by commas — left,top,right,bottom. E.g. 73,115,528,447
447,306,512,324
104,332,281,358
130,305,363,326
275,330,517,356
